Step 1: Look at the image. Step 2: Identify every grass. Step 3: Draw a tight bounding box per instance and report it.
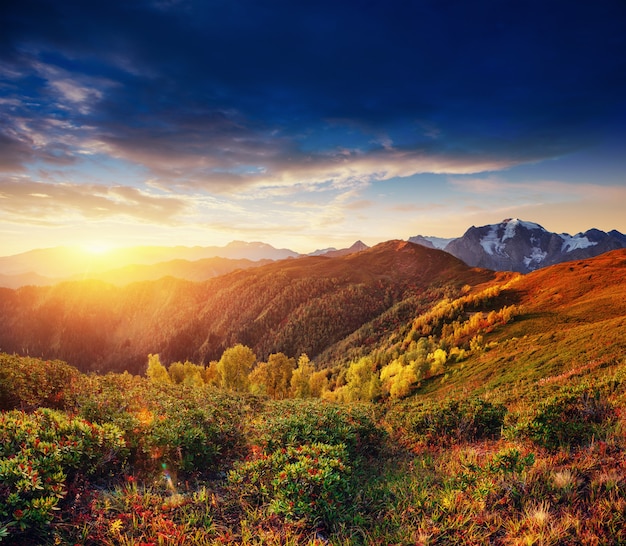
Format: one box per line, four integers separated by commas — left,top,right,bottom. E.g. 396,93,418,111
2,353,626,544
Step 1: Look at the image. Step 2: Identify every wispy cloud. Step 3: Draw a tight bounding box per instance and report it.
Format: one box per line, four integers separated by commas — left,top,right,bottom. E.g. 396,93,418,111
0,178,188,224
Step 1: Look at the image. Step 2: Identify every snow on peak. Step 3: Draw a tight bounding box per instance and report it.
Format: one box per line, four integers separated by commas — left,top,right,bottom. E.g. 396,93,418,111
523,247,548,269
480,219,547,257
480,226,506,256
501,218,544,232
502,220,519,242
561,233,598,253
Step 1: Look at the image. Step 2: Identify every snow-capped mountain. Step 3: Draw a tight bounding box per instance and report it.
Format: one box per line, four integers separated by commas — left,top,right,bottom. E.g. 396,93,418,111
407,235,455,250
411,219,626,273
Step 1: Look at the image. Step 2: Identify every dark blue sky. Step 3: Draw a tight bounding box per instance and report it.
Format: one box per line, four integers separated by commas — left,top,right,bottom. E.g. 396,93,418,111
1,0,625,253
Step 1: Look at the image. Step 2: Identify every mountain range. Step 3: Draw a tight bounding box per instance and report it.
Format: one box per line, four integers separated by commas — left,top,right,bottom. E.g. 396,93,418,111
1,236,625,385
1,219,625,288
412,218,626,273
0,241,495,374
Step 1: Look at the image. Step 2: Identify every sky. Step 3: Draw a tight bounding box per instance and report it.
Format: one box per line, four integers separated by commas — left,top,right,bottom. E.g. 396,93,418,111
1,0,626,256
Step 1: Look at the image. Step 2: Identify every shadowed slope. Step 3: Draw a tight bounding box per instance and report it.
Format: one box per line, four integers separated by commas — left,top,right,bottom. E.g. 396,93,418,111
0,242,495,373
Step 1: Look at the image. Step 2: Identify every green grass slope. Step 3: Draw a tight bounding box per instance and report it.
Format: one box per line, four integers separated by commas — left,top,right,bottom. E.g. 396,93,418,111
388,249,626,403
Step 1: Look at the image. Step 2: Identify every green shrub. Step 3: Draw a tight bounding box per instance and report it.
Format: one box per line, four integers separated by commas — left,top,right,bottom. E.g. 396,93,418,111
258,399,385,458
77,376,245,476
228,443,352,528
142,402,226,472
390,397,506,446
0,409,126,540
0,353,80,411
510,386,615,451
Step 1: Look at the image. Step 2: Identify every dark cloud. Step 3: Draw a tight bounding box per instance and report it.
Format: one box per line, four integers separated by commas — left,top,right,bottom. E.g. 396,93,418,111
0,131,31,171
1,0,625,195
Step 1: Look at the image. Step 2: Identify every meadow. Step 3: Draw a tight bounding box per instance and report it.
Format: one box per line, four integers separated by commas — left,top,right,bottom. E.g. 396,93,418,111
2,350,626,545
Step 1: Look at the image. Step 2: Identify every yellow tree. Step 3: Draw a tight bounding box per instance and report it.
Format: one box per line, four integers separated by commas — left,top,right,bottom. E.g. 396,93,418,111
168,361,185,384
217,344,256,392
146,354,171,384
204,360,220,386
250,352,295,399
182,361,205,387
428,348,447,377
380,359,418,399
309,369,330,398
343,357,381,402
290,354,314,398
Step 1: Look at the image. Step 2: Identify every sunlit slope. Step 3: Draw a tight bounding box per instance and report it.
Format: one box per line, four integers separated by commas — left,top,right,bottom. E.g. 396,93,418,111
0,242,494,374
413,249,626,400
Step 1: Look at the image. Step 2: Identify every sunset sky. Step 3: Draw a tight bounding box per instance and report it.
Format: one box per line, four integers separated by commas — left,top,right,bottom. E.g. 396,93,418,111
1,0,625,256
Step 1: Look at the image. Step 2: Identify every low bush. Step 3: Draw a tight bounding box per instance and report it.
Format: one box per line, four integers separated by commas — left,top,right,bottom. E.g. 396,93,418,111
257,399,385,458
510,385,616,450
0,409,126,541
77,376,245,477
389,397,507,447
228,443,352,529
0,354,80,411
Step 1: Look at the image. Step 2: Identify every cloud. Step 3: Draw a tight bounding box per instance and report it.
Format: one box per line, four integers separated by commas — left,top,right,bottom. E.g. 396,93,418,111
0,178,188,224
2,0,623,205
449,177,626,203
0,131,32,172
0,0,624,253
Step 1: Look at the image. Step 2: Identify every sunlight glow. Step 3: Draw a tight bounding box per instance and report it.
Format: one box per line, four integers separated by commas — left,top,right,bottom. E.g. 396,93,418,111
82,241,114,255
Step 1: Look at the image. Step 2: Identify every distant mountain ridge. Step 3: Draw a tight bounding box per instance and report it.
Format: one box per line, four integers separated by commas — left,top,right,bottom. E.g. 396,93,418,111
410,218,626,273
2,219,625,288
0,241,493,374
0,240,367,288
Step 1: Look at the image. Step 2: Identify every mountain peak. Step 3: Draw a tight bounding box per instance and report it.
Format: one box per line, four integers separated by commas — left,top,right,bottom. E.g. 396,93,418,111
499,218,545,232
445,220,626,273
349,240,368,251
317,240,370,258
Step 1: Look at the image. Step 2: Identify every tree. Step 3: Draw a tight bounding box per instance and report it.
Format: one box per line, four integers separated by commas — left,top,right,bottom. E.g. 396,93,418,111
146,354,171,384
343,357,381,402
428,348,447,377
309,369,330,398
250,352,295,399
290,354,314,398
182,361,205,387
204,360,220,386
217,344,256,392
168,361,185,384
380,359,418,399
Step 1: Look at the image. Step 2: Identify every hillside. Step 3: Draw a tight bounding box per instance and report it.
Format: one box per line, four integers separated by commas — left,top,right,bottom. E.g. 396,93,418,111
389,248,626,402
3,250,626,545
0,241,494,374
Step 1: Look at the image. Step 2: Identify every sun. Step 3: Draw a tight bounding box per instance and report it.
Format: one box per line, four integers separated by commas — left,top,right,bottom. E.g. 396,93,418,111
82,241,114,255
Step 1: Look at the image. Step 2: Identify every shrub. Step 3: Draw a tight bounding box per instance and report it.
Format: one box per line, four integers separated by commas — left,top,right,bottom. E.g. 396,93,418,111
228,443,352,528
141,402,226,472
511,385,615,451
77,376,245,476
390,397,506,446
0,409,126,540
0,353,80,411
258,399,385,458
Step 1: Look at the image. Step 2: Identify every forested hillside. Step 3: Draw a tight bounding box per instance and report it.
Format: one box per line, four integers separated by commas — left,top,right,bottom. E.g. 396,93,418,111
0,241,495,375
3,249,626,544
